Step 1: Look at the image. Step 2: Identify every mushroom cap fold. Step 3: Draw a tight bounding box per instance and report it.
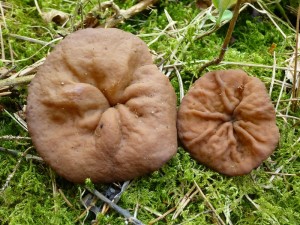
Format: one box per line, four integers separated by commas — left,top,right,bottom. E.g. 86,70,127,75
177,69,280,176
27,28,177,183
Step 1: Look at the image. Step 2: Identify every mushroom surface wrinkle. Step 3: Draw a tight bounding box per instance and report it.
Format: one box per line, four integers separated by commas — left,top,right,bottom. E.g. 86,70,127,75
26,28,178,183
177,69,280,176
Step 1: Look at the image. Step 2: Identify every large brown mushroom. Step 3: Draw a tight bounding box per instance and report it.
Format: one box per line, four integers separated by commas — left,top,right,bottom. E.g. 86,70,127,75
26,28,177,183
177,69,280,176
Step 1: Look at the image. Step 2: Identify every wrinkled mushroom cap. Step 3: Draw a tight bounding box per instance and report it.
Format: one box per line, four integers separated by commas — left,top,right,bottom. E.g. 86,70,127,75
177,69,280,176
27,28,177,183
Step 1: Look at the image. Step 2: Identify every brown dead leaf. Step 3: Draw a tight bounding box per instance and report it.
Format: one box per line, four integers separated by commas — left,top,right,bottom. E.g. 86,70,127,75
196,0,212,9
41,9,69,25
83,13,99,28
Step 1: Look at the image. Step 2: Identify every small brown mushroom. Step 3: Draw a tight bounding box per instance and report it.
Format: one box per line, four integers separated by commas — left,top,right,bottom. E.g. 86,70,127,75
26,28,177,183
177,69,279,176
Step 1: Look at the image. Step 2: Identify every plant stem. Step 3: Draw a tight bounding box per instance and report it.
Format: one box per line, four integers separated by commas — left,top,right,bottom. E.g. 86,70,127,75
0,75,34,89
198,0,243,75
85,186,145,225
291,5,300,112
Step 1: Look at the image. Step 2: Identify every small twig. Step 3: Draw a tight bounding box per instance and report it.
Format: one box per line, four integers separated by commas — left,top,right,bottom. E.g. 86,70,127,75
172,184,199,219
97,0,121,17
196,25,219,40
273,98,300,103
245,194,260,210
74,0,158,29
265,172,299,176
277,114,300,121
49,169,59,212
0,24,5,60
58,188,74,208
269,155,298,183
102,180,130,214
0,1,7,28
2,37,61,64
0,65,16,79
85,186,145,225
275,73,288,111
0,135,31,140
0,1,14,64
0,147,43,162
256,1,287,38
149,207,176,225
291,5,300,111
0,91,11,96
142,206,162,217
133,202,139,220
269,51,276,95
0,147,33,194
34,0,43,16
163,60,300,73
198,0,243,75
174,66,184,102
76,188,91,223
0,75,35,89
194,181,226,225
11,57,45,79
103,0,158,28
3,109,28,131
8,33,52,46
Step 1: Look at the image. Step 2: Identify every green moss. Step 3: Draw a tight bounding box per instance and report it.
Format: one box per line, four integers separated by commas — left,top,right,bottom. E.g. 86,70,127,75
1,0,299,224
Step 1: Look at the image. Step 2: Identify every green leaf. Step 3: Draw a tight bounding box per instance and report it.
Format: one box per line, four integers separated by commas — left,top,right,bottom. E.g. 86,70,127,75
212,0,220,9
209,15,217,23
216,0,237,13
220,9,233,22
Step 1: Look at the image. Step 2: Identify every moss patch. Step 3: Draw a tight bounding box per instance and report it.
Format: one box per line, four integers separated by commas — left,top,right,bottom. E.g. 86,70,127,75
1,1,299,224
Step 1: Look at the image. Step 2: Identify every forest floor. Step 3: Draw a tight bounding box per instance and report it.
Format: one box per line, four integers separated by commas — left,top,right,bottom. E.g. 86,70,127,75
0,0,299,224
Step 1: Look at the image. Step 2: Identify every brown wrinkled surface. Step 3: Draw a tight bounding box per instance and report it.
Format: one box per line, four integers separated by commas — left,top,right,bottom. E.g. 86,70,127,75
177,70,279,176
27,28,177,183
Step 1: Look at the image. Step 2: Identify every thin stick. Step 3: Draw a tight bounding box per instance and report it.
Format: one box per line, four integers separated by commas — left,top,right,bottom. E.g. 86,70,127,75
275,74,287,111
269,51,276,95
0,75,35,89
0,1,14,64
245,194,260,210
0,24,5,60
142,206,162,217
0,65,16,79
0,147,43,162
198,0,243,75
53,176,73,212
265,172,299,176
174,66,184,102
11,57,45,78
0,147,32,194
3,109,28,131
292,5,300,111
148,207,176,225
104,0,158,28
0,135,31,140
172,184,199,219
85,186,145,225
256,1,287,38
8,33,51,46
194,181,226,225
0,1,7,28
164,60,300,73
0,91,11,96
34,0,43,16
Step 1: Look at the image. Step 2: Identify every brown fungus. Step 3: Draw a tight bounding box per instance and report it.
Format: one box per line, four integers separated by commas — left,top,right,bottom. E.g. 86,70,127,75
26,28,177,183
177,69,280,176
